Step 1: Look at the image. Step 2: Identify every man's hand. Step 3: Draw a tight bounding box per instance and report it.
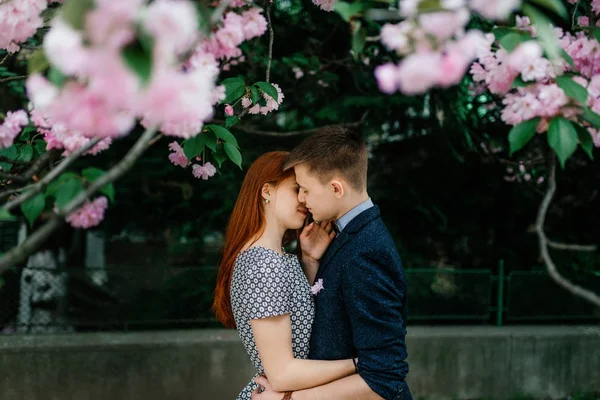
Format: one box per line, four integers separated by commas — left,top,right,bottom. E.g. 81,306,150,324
300,220,336,261
251,376,285,400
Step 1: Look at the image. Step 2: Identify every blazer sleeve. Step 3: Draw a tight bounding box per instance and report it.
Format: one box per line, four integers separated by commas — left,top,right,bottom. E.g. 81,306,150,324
341,247,409,399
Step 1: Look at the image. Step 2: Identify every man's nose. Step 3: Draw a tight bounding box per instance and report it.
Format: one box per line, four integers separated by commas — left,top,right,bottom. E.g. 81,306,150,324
298,192,305,203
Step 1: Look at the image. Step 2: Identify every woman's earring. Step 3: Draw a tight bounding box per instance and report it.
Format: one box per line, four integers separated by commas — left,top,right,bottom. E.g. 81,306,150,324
265,198,270,204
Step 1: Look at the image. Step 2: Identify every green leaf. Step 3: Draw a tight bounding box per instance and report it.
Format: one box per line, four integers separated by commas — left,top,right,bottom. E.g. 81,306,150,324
333,1,364,22
207,124,238,147
220,77,246,104
499,32,529,52
582,107,600,128
547,117,578,168
20,193,45,227
0,208,17,222
34,139,47,155
27,49,50,74
17,146,34,163
575,125,594,160
45,172,80,197
61,0,95,30
250,86,260,103
492,27,519,42
560,49,575,69
594,27,600,44
55,178,84,210
522,4,561,60
183,135,206,160
352,26,367,57
555,76,588,105
512,76,530,88
82,168,115,203
0,145,18,172
225,116,240,128
529,0,567,18
213,145,228,168
203,130,218,152
508,117,541,156
224,142,242,168
121,39,153,86
48,67,67,88
254,81,278,102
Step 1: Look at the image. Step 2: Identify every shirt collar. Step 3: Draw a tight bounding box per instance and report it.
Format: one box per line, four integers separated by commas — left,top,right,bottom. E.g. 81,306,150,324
335,198,374,233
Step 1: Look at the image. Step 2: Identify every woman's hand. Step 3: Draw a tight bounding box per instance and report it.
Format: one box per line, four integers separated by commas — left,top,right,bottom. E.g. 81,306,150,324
299,220,336,262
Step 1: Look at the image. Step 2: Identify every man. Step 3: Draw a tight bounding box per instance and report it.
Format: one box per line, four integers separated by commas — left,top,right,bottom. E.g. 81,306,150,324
253,126,412,400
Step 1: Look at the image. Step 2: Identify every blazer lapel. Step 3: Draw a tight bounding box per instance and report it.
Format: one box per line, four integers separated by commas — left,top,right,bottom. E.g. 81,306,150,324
314,206,381,281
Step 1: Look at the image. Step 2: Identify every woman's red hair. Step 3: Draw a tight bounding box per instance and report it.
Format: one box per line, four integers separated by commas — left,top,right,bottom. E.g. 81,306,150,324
213,151,295,328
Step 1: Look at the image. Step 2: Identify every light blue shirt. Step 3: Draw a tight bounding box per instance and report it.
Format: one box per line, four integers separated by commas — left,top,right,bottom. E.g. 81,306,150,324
335,198,374,232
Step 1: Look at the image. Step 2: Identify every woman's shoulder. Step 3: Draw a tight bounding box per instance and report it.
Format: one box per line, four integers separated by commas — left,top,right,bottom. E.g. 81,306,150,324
235,246,290,270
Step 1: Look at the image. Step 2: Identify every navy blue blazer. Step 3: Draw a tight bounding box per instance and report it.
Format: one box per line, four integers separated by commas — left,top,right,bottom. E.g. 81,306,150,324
308,205,412,400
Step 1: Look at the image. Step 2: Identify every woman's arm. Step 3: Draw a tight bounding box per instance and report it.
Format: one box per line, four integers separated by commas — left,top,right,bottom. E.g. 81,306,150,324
251,314,355,392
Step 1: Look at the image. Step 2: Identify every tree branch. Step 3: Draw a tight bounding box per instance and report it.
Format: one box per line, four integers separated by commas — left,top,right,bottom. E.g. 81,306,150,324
0,75,27,83
3,140,99,212
0,155,32,166
265,5,274,83
536,154,600,308
0,127,158,274
547,240,597,252
214,111,369,137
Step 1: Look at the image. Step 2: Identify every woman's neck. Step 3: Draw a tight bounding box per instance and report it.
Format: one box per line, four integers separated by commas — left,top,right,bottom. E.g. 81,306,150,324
252,218,286,255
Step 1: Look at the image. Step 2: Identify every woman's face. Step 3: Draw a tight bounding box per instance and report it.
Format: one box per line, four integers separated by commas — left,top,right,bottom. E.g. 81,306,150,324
272,175,308,230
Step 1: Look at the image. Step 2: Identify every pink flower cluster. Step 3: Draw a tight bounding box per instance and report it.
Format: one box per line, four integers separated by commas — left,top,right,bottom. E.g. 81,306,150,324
27,0,220,140
30,109,112,156
66,196,108,229
197,8,267,61
471,14,600,144
376,2,488,94
241,83,285,115
167,141,217,180
0,110,28,148
312,0,337,12
0,0,48,53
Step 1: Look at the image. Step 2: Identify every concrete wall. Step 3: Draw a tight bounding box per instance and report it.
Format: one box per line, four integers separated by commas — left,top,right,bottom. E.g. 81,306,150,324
0,326,598,400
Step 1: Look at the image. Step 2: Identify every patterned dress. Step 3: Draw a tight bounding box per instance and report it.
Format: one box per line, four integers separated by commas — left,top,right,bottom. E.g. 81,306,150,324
231,246,315,399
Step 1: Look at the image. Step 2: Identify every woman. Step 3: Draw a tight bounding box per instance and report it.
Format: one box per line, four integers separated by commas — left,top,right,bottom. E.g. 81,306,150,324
213,151,356,399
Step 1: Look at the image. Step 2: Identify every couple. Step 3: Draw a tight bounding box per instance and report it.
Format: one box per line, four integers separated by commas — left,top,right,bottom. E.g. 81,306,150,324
213,127,412,400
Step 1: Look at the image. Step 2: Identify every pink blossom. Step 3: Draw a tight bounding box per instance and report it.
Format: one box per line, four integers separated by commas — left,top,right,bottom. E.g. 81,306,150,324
375,63,400,94
26,74,59,109
43,18,87,75
224,105,234,116
470,0,521,21
141,65,217,138
144,0,199,55
0,0,47,53
192,162,217,180
505,42,543,72
312,0,336,11
310,279,324,295
397,52,442,94
380,22,413,55
247,83,285,115
31,109,112,156
168,141,190,168
0,110,28,148
418,9,470,42
66,197,109,229
241,8,267,40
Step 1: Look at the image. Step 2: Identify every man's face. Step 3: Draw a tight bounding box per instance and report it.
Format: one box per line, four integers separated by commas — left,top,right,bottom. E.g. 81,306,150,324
294,164,338,222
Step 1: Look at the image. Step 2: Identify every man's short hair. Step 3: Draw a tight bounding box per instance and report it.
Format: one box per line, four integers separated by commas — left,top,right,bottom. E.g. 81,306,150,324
283,126,368,191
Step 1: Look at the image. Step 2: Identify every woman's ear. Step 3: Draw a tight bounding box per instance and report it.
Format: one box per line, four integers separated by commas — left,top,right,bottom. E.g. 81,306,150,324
330,180,344,199
261,183,271,201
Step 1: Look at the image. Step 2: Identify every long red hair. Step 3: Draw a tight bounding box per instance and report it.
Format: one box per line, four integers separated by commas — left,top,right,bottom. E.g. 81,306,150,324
213,151,295,328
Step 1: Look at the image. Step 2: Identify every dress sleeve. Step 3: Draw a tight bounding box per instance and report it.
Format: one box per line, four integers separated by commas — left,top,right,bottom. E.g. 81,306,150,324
237,249,292,320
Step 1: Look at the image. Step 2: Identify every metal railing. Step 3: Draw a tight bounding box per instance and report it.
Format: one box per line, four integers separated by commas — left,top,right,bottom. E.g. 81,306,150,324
0,261,598,333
